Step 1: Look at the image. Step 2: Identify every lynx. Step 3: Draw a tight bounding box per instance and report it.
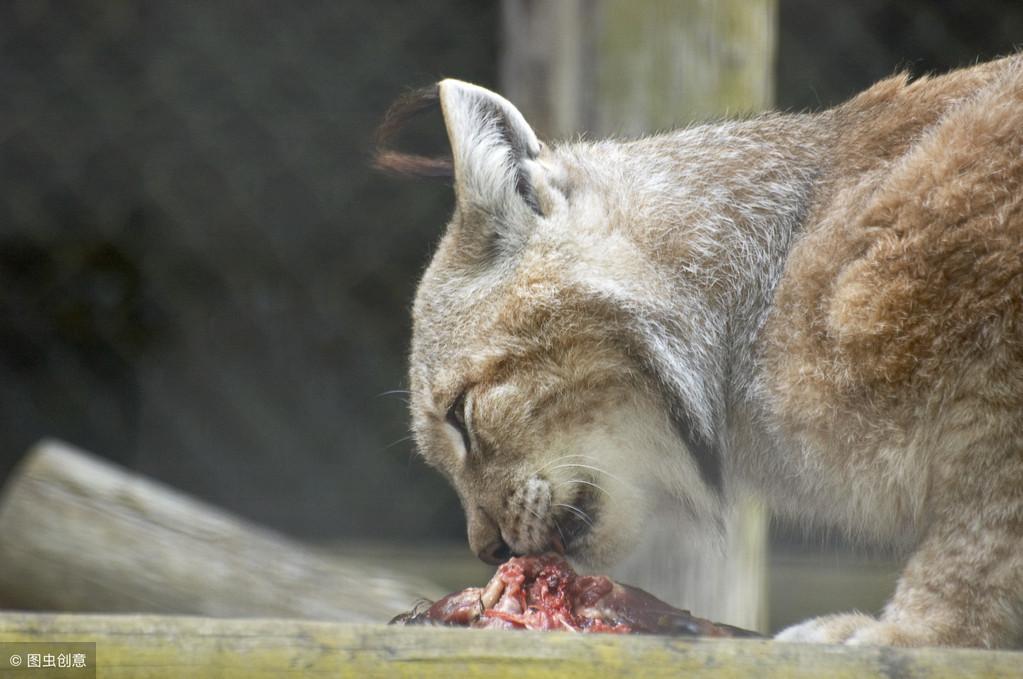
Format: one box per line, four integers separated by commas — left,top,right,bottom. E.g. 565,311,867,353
378,54,1023,647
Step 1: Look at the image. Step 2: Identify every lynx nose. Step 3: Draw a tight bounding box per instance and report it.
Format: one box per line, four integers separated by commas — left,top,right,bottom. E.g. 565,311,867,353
467,505,512,564
477,538,513,565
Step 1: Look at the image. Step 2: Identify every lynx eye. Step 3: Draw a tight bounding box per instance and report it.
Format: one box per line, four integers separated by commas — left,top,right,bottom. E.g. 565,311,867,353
446,390,472,456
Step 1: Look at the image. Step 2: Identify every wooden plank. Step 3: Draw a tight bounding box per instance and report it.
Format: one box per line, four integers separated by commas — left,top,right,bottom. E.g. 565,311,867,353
0,440,444,621
0,612,1019,678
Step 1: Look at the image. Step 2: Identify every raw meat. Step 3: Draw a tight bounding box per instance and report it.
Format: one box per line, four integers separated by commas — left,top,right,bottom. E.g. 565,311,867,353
391,553,760,637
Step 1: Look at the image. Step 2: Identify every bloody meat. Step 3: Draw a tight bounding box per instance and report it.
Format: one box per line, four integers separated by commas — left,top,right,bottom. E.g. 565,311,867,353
391,553,761,637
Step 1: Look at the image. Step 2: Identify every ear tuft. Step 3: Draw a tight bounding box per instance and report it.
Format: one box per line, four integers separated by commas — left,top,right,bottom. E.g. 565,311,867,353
373,86,454,179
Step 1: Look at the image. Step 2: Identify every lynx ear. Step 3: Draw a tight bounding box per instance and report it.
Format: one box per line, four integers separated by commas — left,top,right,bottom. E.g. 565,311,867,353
438,79,543,220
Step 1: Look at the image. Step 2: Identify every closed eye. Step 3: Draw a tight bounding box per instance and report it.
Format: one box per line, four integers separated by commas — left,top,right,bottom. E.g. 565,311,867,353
446,390,472,456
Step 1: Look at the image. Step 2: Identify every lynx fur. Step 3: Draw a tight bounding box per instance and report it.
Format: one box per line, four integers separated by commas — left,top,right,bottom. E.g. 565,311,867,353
387,55,1023,647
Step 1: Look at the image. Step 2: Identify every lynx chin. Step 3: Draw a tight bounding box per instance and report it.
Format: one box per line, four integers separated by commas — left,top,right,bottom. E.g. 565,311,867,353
378,54,1023,648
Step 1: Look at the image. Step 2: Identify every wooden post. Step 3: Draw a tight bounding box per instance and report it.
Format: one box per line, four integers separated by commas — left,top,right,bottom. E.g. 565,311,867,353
0,440,444,622
500,0,776,138
501,0,776,631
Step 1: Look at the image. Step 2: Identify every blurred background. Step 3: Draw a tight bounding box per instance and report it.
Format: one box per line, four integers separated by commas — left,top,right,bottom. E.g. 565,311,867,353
1,0,1020,633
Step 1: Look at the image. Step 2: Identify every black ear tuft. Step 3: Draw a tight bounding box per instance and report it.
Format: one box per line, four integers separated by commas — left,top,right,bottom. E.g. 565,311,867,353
373,86,454,179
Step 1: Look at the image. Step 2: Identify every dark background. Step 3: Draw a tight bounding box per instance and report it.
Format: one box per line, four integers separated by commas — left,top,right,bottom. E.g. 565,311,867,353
1,0,1020,544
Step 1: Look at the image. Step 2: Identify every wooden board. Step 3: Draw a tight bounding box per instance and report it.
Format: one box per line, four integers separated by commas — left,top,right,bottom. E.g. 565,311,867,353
0,612,1019,678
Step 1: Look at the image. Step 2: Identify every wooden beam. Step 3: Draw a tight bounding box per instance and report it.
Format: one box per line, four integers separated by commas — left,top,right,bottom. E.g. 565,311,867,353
0,440,443,621
0,612,1019,678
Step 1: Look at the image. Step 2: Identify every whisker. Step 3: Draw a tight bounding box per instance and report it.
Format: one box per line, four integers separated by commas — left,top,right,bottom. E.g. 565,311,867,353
554,478,611,496
382,435,414,450
377,389,412,397
376,389,412,405
547,463,632,488
406,449,416,469
522,506,553,545
551,515,567,543
554,503,594,528
530,454,600,477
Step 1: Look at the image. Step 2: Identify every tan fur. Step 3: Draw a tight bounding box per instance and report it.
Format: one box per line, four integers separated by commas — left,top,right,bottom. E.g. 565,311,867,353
763,58,1023,647
398,55,1023,648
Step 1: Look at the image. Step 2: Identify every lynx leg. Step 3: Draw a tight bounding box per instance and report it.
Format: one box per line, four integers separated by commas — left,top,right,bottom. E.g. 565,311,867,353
778,513,1023,647
847,498,1023,648
779,448,1023,648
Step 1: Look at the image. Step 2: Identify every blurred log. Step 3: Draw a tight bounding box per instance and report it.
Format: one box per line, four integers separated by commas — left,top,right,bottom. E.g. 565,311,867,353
501,0,775,632
0,440,444,621
0,611,1021,679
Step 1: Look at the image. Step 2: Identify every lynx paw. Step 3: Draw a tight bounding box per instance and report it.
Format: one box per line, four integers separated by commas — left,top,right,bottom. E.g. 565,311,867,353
776,613,940,647
775,613,875,644
845,621,943,647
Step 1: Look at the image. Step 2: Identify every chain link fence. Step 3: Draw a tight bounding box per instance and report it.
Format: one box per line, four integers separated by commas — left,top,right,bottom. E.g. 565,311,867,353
0,1,1019,542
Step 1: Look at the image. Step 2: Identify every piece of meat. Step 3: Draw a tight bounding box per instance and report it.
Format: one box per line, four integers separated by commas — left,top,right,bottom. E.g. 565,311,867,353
390,554,761,637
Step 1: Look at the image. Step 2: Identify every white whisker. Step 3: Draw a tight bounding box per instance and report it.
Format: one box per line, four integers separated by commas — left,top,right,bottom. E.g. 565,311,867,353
376,389,412,405
530,453,598,477
382,435,414,450
377,389,412,397
554,478,610,496
554,503,594,527
547,463,632,488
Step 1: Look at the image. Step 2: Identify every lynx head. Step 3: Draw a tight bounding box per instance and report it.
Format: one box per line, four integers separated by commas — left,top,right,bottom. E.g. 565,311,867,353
380,80,725,568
